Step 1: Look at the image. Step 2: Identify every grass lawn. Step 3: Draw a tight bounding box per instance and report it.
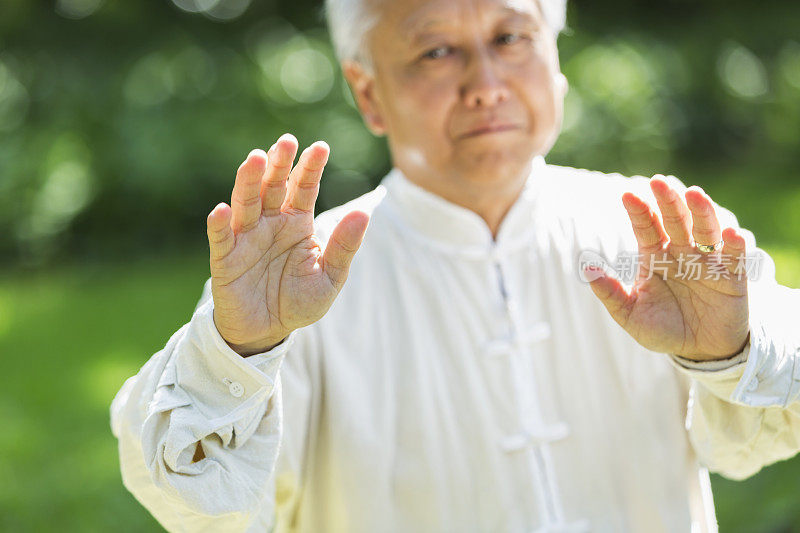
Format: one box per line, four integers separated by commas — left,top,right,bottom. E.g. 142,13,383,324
1,245,798,532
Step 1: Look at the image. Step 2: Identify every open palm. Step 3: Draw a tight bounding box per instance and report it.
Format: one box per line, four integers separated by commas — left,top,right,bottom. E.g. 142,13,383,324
588,176,750,361
206,134,369,356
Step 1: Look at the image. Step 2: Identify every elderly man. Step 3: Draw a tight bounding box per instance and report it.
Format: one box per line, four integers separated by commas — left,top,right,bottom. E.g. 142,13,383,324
111,0,800,531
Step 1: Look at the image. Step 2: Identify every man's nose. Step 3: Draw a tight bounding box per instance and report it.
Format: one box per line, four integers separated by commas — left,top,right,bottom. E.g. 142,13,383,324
461,53,509,109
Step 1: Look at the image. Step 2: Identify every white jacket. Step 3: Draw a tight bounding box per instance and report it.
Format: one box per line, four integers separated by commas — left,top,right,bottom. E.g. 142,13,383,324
111,157,800,532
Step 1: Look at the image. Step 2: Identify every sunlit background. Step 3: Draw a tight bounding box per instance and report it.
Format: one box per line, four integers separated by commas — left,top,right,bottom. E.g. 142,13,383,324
1,0,799,530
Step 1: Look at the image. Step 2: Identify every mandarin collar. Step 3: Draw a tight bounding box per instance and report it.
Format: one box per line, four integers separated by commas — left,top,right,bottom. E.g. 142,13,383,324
380,156,547,258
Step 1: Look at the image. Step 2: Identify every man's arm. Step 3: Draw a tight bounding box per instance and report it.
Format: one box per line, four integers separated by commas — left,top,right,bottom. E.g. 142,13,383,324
588,173,800,479
110,297,300,530
670,261,800,480
111,134,368,530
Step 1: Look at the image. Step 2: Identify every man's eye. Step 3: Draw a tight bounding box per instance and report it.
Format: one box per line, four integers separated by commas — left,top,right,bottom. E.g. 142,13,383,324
495,33,523,46
422,46,452,60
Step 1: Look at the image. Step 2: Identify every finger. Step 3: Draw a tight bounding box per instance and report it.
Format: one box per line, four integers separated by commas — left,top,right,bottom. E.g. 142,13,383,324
685,186,722,251
320,210,370,289
585,266,634,327
650,175,693,248
207,203,234,263
231,149,268,233
283,141,329,213
621,192,668,253
721,226,748,276
261,133,298,216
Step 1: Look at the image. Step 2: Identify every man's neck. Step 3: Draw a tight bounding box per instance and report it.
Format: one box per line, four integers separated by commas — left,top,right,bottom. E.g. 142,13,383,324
396,161,533,239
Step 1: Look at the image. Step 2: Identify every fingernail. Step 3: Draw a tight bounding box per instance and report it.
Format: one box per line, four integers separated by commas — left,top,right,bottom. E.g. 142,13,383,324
311,140,330,154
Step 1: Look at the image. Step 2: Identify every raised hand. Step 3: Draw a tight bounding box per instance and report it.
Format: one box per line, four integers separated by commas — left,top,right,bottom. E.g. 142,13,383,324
587,176,750,361
206,134,370,356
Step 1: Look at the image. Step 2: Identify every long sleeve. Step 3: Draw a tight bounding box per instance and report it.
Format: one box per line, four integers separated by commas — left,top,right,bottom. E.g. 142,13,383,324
666,212,800,480
110,289,305,532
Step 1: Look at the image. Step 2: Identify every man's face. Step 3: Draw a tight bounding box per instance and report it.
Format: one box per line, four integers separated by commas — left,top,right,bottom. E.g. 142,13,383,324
350,0,567,187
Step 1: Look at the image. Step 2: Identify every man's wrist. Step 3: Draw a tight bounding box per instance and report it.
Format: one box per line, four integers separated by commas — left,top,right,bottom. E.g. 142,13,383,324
228,336,288,357
211,308,290,357
676,331,751,363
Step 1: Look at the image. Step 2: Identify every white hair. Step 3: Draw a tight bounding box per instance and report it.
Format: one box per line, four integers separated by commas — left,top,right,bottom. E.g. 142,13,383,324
324,0,567,67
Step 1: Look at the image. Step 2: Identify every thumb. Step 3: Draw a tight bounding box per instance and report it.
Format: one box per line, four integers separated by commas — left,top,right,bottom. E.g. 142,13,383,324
585,265,634,327
321,210,370,289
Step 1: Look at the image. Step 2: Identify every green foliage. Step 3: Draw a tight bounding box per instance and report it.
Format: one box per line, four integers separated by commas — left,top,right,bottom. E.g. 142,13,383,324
1,1,798,265
0,253,210,531
0,0,390,266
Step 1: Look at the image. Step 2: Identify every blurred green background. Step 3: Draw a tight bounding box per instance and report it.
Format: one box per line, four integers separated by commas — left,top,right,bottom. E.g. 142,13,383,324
1,0,799,531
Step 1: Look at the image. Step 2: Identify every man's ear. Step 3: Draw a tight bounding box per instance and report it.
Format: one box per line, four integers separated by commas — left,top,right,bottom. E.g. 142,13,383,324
342,60,387,136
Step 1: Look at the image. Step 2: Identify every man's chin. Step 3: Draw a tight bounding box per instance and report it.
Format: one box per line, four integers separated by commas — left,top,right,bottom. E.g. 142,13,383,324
452,146,535,181
448,163,530,193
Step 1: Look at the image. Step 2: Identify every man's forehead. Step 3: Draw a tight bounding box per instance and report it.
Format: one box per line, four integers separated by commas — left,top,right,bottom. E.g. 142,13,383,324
374,0,543,31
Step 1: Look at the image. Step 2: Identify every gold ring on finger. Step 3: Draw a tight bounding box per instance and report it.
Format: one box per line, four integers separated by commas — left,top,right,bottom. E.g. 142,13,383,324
696,240,724,254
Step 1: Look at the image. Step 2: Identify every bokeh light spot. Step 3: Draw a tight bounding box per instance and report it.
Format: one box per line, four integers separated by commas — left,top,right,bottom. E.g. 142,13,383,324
169,46,217,100
171,0,217,14
20,135,95,246
717,42,769,99
29,161,93,238
55,0,104,19
0,60,29,132
123,53,174,107
778,41,800,90
320,112,380,172
561,89,583,134
171,0,251,21
280,48,334,104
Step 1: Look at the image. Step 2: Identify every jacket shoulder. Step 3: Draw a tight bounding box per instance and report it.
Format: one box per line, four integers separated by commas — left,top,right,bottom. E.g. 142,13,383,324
541,163,666,202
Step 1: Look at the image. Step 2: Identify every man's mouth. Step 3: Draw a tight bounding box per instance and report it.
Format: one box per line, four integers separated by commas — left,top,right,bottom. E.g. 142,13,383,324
459,123,521,139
